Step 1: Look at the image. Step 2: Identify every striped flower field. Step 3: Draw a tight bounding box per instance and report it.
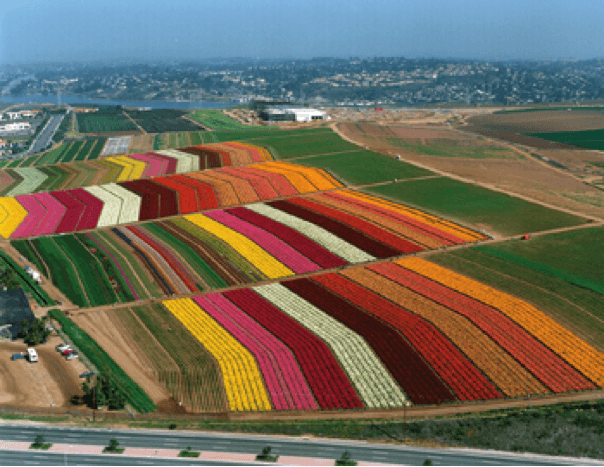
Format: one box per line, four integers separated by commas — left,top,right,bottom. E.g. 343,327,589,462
0,142,272,195
0,162,341,239
158,257,603,412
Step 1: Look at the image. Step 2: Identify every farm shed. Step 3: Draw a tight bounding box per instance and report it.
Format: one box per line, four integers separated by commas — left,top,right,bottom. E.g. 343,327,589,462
260,107,326,122
0,288,35,339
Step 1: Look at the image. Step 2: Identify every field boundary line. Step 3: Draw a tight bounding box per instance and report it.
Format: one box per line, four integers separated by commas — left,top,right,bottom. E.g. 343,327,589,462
122,111,147,134
334,122,603,223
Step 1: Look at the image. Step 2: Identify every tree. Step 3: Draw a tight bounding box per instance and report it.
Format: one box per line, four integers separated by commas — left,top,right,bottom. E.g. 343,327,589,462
81,373,125,410
18,317,51,346
0,267,20,290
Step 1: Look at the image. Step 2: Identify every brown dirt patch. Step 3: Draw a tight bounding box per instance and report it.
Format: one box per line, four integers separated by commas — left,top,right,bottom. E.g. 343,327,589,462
464,110,604,149
72,310,172,406
390,127,462,140
337,122,604,219
0,336,85,408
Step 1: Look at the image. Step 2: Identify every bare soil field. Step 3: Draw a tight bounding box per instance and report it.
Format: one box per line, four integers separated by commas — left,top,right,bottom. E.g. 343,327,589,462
127,134,155,154
337,122,604,219
0,337,85,408
72,310,173,410
464,110,604,149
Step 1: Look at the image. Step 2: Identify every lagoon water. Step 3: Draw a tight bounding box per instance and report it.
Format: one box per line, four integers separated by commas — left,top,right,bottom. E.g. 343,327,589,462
0,94,233,110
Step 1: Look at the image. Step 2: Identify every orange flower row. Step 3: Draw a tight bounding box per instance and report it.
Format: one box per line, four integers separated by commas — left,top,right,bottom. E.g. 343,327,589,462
397,257,604,386
344,267,548,397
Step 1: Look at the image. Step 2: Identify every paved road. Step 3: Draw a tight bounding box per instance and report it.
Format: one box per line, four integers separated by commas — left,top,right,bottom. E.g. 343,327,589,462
27,113,64,154
0,424,599,466
0,449,249,466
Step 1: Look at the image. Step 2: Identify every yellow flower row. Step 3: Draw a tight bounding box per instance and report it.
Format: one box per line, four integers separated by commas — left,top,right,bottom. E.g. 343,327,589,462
397,257,604,386
106,156,147,181
341,190,485,242
250,163,317,193
184,213,293,279
264,161,343,191
164,298,272,411
0,197,27,239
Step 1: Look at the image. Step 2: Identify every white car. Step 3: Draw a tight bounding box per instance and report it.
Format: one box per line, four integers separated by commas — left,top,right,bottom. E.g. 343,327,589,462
56,343,71,353
66,352,79,361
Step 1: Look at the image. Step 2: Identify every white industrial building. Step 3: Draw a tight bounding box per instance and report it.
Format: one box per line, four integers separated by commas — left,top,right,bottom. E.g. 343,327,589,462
259,107,327,122
0,122,31,133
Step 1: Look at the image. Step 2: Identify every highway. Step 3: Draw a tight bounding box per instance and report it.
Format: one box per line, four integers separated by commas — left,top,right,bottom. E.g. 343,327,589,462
0,449,249,466
26,113,64,154
0,423,600,466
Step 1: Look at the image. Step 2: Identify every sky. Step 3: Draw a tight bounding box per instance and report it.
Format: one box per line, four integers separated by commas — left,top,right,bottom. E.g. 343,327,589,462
1,0,604,64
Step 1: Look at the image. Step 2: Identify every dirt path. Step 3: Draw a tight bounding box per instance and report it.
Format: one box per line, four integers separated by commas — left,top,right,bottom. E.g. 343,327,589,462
122,111,147,134
334,122,603,227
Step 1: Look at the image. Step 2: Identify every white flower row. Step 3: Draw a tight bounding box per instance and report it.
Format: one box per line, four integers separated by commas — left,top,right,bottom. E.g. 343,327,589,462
102,183,141,224
84,185,122,227
247,203,375,264
7,168,48,196
255,283,407,409
156,150,198,173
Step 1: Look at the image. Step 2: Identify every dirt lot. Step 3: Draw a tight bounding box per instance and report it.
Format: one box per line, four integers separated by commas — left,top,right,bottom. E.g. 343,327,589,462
464,110,604,149
337,122,604,220
72,310,176,412
0,335,85,408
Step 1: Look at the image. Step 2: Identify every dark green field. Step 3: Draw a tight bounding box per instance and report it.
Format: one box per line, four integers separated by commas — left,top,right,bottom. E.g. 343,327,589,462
77,111,139,133
526,128,604,150
364,177,589,236
297,150,433,185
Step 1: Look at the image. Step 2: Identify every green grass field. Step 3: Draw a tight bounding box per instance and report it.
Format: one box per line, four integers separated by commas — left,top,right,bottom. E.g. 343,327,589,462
526,128,604,150
49,309,157,413
387,137,517,159
472,228,604,293
11,240,48,278
188,110,254,131
212,126,328,143
240,130,360,159
364,177,589,236
428,247,604,350
297,150,433,185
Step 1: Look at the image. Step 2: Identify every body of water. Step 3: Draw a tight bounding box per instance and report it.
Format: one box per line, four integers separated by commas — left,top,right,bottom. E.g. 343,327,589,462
0,94,233,110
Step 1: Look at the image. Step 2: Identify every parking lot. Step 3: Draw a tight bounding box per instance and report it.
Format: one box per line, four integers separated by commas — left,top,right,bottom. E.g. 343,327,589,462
0,335,86,408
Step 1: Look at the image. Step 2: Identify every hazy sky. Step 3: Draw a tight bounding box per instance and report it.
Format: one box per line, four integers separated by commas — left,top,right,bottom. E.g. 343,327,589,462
1,0,603,64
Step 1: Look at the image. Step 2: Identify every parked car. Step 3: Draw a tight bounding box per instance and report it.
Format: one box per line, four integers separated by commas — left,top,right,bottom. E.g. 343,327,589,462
61,348,74,356
27,348,38,363
56,343,70,352
79,371,95,378
66,352,79,360
11,353,24,360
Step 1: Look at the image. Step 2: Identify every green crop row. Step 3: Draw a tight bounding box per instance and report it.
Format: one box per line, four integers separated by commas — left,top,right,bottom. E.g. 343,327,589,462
29,237,90,307
142,222,227,289
0,250,54,306
49,309,157,413
52,235,119,307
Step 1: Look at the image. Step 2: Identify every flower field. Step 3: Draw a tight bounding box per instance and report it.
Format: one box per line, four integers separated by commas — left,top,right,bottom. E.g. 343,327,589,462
0,142,273,195
153,256,603,413
0,162,341,238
